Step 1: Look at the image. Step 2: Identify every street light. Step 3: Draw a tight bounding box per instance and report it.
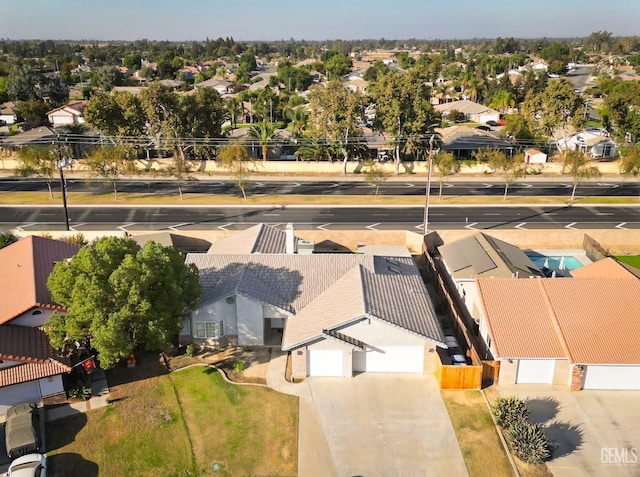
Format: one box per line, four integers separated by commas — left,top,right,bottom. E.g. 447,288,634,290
423,134,436,235
55,140,72,231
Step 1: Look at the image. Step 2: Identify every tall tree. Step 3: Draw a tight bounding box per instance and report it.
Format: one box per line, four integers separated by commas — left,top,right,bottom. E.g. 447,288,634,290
308,81,362,174
15,145,59,199
248,121,281,161
565,150,601,201
45,237,201,369
84,145,137,200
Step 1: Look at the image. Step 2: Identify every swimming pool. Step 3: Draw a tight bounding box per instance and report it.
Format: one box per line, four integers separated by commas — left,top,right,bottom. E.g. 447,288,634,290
526,254,584,271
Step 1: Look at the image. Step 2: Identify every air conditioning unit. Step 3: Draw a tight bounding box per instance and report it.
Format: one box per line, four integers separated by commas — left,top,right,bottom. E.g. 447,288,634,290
297,239,315,255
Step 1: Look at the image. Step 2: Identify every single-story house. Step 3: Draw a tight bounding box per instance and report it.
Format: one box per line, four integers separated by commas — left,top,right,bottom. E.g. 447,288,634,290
524,148,547,164
476,258,640,390
194,78,234,95
434,100,500,125
183,224,446,379
0,101,19,125
556,130,619,159
0,126,59,150
0,236,81,412
47,101,86,127
436,126,515,160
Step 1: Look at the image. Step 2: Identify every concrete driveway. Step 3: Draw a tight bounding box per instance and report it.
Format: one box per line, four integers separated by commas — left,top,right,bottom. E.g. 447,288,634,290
307,373,468,477
499,385,640,477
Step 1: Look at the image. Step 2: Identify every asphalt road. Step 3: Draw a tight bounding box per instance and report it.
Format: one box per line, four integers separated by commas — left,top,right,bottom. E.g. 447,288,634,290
2,178,638,197
2,205,638,232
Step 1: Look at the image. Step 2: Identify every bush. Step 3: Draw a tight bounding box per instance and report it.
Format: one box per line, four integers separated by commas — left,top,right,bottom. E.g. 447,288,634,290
507,420,552,464
234,361,246,372
492,396,529,428
185,344,196,357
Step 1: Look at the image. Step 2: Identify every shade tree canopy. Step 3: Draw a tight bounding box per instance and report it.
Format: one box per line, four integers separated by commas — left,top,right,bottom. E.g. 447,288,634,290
45,237,201,369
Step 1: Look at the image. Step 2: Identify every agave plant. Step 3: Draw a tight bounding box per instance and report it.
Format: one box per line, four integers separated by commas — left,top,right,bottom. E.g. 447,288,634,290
492,396,529,428
507,420,552,464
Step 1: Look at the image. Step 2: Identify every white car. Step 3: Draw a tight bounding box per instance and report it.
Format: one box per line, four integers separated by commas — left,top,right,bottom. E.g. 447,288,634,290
6,453,47,477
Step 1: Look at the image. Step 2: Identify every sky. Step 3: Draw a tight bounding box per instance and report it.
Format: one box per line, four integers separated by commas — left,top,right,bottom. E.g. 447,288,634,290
1,0,638,42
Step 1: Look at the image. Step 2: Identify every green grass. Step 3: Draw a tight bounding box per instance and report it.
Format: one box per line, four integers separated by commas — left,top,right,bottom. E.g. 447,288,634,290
614,255,640,268
45,361,298,477
441,390,513,477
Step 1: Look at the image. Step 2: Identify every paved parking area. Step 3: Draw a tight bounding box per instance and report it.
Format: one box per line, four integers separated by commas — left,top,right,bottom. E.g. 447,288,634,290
308,373,468,477
499,385,640,477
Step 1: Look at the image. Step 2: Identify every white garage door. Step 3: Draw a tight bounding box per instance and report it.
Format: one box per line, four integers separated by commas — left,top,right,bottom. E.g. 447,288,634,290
583,365,640,390
0,381,41,415
516,359,555,384
308,349,344,377
353,346,424,373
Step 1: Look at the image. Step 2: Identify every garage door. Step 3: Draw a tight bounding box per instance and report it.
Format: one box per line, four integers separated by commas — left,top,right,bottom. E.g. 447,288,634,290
583,365,640,390
516,359,555,384
353,346,424,373
308,349,344,377
0,381,41,415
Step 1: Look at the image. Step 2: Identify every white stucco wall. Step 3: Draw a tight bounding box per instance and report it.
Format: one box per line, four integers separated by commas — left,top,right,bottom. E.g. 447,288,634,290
236,295,264,345
12,307,55,327
186,296,238,338
343,318,427,347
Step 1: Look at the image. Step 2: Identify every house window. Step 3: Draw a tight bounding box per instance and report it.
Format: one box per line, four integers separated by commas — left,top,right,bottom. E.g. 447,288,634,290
194,321,217,339
219,320,224,337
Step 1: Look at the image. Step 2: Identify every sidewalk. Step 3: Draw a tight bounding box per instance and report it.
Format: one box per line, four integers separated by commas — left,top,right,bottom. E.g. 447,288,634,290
267,349,337,477
45,369,110,422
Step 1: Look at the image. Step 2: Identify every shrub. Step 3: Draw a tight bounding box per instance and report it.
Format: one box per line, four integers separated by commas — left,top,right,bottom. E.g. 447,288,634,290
234,361,246,372
0,232,19,249
185,344,196,357
492,396,529,428
507,420,552,464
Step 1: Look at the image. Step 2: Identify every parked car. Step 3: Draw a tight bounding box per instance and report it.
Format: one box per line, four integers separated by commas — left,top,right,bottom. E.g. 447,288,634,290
475,125,491,131
6,453,47,477
5,403,42,460
485,120,498,127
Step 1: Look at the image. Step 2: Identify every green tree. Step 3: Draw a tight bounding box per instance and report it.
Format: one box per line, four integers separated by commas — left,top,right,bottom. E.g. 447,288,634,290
217,141,255,199
14,100,49,130
474,148,525,200
0,232,18,249
432,151,460,198
362,160,391,196
15,145,59,199
308,81,362,174
294,138,330,162
286,107,308,139
488,89,516,114
159,153,197,200
84,145,137,200
324,54,352,80
620,145,640,200
95,66,121,92
45,237,201,369
248,121,281,161
565,150,601,201
6,64,38,101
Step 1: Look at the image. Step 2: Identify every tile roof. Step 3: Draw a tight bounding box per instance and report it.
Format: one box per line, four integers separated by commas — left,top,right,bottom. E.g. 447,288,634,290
571,257,640,279
440,233,543,280
207,224,299,254
0,236,81,325
0,325,71,387
187,253,445,350
477,278,640,364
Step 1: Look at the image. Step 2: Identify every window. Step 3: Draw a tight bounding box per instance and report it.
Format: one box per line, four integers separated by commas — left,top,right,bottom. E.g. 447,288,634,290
219,320,224,337
194,321,217,339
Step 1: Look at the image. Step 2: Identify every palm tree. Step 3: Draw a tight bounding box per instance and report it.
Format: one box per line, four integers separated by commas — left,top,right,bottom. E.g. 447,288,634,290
286,107,308,139
225,97,242,129
295,138,330,162
248,121,281,162
489,90,517,114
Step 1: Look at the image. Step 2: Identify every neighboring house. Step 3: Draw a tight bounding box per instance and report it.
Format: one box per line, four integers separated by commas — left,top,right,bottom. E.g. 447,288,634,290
556,130,618,159
46,101,86,127
0,126,58,150
0,101,19,125
524,148,547,164
178,66,200,81
475,258,640,390
132,232,211,254
183,224,446,379
0,236,81,412
434,100,500,124
194,77,234,95
436,126,515,160
345,78,369,94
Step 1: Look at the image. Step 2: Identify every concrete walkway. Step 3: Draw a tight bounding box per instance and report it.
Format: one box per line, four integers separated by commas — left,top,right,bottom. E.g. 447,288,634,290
267,349,338,477
46,369,111,422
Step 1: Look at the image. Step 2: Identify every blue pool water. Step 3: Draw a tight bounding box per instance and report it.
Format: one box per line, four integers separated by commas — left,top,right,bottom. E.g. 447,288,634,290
527,254,584,271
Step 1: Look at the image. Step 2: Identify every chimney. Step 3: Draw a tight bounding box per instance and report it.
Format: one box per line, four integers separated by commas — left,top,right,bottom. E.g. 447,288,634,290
285,223,295,254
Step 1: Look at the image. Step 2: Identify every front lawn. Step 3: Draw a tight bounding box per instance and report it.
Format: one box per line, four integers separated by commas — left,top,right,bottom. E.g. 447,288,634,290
441,390,513,477
614,255,640,269
46,356,298,477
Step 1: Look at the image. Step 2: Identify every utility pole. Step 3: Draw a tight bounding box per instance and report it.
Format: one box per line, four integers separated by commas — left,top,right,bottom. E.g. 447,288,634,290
423,135,435,235
55,138,71,231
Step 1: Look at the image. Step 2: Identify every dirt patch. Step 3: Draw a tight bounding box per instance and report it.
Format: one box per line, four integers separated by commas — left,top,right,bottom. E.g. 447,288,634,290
166,346,271,385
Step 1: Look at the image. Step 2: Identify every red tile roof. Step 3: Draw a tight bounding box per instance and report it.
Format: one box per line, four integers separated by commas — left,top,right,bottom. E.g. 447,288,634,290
571,257,639,279
477,277,640,365
0,236,80,324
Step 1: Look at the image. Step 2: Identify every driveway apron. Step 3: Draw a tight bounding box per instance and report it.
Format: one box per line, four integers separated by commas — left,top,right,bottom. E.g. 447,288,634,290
307,373,468,477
